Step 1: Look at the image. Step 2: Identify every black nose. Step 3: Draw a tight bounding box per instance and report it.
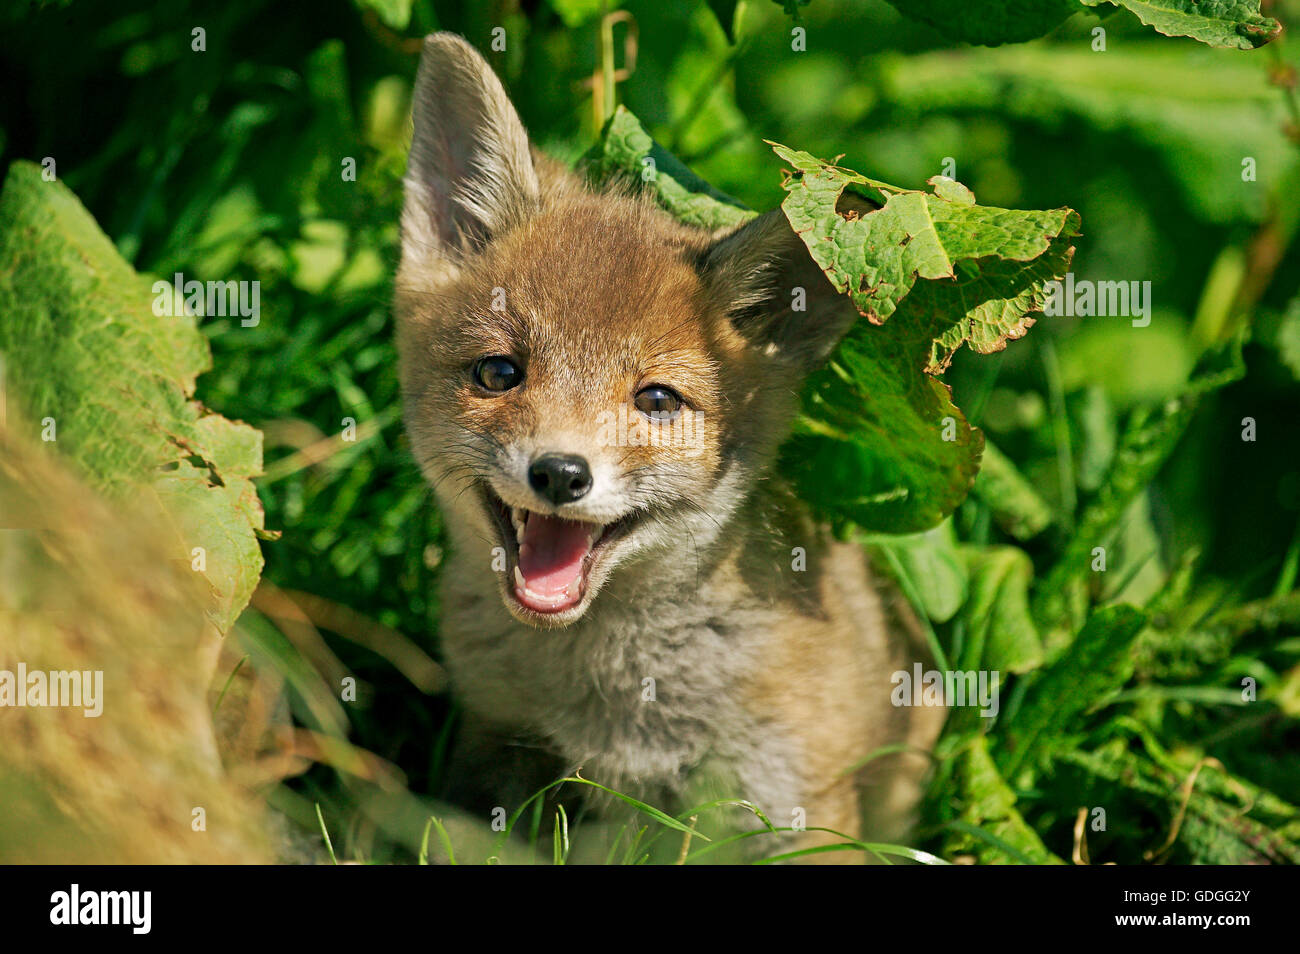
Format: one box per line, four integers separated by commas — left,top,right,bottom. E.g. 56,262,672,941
528,454,592,506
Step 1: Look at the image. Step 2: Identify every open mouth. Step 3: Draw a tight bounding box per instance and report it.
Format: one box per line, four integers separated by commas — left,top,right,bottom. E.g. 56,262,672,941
482,485,638,617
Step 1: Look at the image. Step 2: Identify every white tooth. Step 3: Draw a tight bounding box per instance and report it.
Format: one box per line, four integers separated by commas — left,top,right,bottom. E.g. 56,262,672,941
513,566,525,589
524,586,553,604
511,508,526,544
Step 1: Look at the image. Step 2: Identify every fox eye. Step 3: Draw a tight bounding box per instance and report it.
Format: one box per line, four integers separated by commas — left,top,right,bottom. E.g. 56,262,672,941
634,385,682,420
473,356,523,392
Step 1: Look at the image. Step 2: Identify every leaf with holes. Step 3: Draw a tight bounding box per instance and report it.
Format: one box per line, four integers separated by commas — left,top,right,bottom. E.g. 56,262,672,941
1082,0,1280,50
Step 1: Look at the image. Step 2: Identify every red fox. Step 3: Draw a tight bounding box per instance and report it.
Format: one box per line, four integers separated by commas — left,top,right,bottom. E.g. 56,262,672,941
394,33,945,861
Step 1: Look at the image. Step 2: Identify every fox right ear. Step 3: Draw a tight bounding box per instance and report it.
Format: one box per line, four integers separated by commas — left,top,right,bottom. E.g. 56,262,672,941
401,33,540,272
699,195,873,372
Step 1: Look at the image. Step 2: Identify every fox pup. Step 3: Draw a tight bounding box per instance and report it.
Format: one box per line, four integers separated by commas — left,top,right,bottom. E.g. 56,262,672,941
394,33,944,860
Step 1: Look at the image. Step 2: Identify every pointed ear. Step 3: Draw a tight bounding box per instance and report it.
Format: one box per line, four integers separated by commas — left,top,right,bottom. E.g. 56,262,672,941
699,195,873,371
401,33,540,271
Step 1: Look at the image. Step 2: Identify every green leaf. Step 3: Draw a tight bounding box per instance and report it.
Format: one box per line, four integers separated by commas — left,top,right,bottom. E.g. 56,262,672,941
781,343,983,533
950,736,1065,864
883,0,1083,46
960,545,1044,675
581,107,754,230
971,440,1054,539
1032,337,1245,636
0,160,265,634
1070,386,1117,493
771,142,1080,337
1082,0,1280,50
771,143,1078,532
868,519,967,623
999,604,1147,778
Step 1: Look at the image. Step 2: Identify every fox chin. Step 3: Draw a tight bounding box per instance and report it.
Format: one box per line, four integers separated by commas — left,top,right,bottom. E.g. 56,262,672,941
393,32,945,861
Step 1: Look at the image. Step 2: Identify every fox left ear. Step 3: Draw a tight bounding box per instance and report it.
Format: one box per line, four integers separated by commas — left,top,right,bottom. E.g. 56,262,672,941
698,196,872,371
401,33,540,273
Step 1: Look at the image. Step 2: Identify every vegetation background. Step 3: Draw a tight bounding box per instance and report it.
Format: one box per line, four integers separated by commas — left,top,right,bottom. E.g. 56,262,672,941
1,0,1298,863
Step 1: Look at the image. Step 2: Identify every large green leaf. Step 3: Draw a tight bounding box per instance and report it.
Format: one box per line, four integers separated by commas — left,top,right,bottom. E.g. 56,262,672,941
1083,0,1281,50
772,144,1078,532
771,142,1080,338
779,321,985,533
0,160,265,634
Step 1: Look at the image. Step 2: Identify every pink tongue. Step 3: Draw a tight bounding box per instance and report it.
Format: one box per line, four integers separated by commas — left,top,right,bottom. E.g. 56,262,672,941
517,514,594,609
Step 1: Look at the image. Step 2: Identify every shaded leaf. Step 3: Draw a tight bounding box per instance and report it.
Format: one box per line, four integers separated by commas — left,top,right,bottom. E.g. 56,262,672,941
868,519,967,623
0,160,264,634
883,0,1082,46
960,545,1044,674
972,440,1054,539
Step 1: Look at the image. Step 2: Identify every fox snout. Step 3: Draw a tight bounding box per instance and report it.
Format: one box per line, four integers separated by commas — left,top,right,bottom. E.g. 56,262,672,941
527,454,592,505
465,413,712,623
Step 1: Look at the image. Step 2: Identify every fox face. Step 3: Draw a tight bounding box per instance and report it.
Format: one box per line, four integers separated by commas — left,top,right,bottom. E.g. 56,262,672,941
395,34,862,629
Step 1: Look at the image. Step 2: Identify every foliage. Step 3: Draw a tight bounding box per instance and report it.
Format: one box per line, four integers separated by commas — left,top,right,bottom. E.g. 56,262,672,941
0,161,265,635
